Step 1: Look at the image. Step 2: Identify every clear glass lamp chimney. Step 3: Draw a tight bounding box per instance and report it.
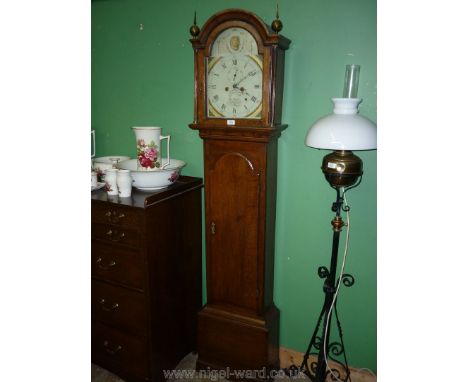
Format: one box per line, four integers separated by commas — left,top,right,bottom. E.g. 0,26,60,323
342,64,360,98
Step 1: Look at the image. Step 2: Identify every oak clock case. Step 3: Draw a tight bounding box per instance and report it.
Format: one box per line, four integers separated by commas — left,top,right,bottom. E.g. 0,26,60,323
189,9,290,375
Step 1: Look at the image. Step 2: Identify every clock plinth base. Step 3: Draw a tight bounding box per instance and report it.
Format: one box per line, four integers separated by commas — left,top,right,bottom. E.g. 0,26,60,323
196,304,279,379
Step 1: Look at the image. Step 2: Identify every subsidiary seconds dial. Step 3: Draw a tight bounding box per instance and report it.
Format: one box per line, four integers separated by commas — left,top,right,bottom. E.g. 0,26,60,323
207,55,263,119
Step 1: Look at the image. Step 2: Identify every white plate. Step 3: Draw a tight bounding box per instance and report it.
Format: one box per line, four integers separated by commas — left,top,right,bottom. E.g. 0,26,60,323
91,182,106,191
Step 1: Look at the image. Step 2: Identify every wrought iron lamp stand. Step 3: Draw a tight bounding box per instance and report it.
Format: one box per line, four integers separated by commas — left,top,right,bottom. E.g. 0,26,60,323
290,175,362,382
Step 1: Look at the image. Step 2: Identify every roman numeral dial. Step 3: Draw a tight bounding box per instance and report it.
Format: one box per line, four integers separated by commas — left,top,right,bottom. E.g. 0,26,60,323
207,54,263,119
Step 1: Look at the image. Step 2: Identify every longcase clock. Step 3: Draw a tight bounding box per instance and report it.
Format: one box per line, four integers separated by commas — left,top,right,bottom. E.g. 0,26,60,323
189,9,290,374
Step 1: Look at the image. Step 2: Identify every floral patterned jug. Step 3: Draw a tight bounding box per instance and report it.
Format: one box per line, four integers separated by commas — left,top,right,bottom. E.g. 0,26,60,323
131,127,171,171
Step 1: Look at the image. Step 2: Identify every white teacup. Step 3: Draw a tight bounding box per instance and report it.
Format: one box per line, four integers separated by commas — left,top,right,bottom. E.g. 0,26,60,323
104,169,119,196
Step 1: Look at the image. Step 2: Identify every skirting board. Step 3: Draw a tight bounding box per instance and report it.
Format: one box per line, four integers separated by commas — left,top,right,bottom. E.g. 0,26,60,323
279,347,376,382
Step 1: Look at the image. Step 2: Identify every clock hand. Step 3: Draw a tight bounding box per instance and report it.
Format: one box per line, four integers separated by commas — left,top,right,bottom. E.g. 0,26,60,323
233,74,249,87
232,68,239,83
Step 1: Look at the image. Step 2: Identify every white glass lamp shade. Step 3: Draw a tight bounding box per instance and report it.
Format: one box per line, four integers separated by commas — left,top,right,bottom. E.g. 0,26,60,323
305,98,376,151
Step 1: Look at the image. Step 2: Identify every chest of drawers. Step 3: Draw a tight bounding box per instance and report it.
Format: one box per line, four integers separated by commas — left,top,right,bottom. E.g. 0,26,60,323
91,176,203,382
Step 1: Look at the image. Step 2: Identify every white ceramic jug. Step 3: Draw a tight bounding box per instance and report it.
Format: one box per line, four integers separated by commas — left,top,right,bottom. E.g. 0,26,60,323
131,126,171,171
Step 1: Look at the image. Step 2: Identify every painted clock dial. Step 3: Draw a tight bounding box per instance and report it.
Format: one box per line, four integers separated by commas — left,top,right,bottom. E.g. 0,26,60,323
207,55,262,118
206,27,263,119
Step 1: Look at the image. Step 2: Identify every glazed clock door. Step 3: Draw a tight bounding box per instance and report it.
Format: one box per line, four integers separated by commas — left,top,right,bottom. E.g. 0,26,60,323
206,145,261,314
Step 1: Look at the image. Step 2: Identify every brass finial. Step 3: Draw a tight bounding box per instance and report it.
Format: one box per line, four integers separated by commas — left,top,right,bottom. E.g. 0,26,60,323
271,3,283,33
190,11,200,37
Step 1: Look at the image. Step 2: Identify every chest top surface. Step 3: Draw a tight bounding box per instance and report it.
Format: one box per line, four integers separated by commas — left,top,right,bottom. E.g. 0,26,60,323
91,176,203,209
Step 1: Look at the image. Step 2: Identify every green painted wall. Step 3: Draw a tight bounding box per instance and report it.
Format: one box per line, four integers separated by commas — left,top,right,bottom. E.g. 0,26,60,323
92,0,377,372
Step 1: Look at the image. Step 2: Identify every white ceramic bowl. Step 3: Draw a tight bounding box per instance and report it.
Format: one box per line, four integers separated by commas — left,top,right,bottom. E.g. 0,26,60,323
93,156,131,174
117,158,186,191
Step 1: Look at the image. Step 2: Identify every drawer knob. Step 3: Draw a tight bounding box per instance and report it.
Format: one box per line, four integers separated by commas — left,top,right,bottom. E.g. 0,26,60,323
103,340,122,355
96,257,116,270
105,210,126,223
99,298,119,312
106,229,126,242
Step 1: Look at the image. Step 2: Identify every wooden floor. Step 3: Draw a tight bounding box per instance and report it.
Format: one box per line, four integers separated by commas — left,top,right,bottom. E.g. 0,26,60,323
92,350,376,381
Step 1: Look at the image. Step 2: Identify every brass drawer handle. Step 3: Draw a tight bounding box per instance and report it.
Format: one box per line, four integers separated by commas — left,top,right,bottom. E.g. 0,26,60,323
106,229,126,242
96,257,116,270
103,340,122,355
99,298,119,312
105,211,125,224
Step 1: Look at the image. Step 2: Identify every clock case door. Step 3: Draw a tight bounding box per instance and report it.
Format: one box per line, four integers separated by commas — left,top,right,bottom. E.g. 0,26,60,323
198,138,281,373
189,9,290,375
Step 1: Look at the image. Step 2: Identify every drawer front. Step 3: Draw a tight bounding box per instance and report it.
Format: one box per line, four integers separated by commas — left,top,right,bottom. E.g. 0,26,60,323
92,202,142,229
92,223,140,248
92,240,145,289
92,279,147,336
92,321,149,380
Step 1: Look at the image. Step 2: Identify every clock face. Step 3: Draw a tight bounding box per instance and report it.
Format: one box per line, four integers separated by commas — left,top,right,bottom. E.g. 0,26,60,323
207,54,263,119
206,27,263,119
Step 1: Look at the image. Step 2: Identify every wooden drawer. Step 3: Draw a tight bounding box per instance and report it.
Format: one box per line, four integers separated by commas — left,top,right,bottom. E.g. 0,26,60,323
92,240,145,289
92,223,140,248
92,202,142,229
92,279,147,336
92,321,149,380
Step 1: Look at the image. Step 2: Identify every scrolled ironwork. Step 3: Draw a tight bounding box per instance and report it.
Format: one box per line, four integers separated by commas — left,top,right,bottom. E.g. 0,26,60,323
342,175,363,194
327,341,344,356
327,366,348,382
312,336,322,350
340,273,355,287
318,266,329,279
326,359,351,382
284,364,302,378
331,201,340,212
